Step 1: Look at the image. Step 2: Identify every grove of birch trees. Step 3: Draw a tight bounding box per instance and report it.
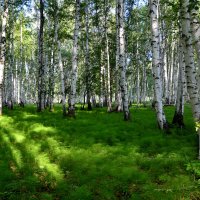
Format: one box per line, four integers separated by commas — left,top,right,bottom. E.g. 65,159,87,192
1,0,200,158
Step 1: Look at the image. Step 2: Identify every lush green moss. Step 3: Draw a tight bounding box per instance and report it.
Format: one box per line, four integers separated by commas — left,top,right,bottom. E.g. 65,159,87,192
0,104,199,199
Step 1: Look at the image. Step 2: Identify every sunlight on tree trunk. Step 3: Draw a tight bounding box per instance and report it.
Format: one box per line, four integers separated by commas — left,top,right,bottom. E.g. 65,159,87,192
149,0,168,130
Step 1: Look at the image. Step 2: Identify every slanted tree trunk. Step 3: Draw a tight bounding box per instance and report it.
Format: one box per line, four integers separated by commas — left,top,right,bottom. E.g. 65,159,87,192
117,0,130,120
37,0,45,112
68,0,80,117
149,0,168,129
173,38,185,127
181,0,200,159
0,0,8,115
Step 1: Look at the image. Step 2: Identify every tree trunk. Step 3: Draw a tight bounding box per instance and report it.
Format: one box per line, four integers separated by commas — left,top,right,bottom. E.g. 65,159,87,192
0,0,8,115
191,8,200,100
117,0,130,120
115,1,122,112
68,0,80,117
149,0,168,130
58,41,67,116
37,0,45,112
104,0,112,112
85,0,92,111
181,0,200,159
172,38,185,127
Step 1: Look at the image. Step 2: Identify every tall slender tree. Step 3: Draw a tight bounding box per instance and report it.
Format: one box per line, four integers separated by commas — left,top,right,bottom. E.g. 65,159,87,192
149,0,168,129
37,0,45,112
180,0,200,159
68,0,80,117
117,0,130,120
0,0,8,115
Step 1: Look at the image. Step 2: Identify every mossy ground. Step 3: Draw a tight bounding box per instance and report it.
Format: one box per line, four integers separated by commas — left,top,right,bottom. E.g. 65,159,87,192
0,104,199,200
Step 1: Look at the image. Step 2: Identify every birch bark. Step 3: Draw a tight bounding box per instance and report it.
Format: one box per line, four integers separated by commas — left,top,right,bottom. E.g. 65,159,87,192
117,0,130,120
115,1,122,112
0,0,8,115
172,38,185,127
37,0,45,112
149,0,168,129
68,0,80,117
181,0,200,159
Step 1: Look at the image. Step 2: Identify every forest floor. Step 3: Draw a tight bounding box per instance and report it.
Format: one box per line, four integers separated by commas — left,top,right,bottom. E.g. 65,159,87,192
0,104,200,200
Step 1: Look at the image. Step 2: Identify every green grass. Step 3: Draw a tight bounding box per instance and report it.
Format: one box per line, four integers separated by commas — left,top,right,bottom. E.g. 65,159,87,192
0,104,199,200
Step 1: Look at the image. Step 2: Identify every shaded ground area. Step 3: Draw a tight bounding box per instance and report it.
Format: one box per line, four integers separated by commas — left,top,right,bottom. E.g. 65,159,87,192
0,104,199,200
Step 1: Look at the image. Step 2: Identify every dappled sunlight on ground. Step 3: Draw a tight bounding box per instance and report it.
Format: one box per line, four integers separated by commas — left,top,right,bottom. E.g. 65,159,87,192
0,104,199,199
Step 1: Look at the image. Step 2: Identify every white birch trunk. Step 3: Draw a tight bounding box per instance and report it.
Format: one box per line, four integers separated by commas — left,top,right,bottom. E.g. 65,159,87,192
181,0,200,159
68,0,80,117
191,8,200,99
149,0,167,129
117,0,130,120
104,0,112,112
173,38,185,127
115,1,122,112
58,41,66,116
0,0,8,115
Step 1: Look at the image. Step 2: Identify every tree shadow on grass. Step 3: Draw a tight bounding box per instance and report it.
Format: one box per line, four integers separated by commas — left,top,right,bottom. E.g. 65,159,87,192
0,105,199,199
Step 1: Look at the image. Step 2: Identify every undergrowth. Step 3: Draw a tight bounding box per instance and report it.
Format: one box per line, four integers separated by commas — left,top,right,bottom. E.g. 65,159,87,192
0,104,199,200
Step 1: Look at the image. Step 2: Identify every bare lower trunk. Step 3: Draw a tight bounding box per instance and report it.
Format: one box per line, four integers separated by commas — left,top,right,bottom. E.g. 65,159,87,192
117,0,130,120
58,41,66,116
104,0,112,112
0,0,8,115
149,0,168,130
115,1,122,112
181,0,200,159
191,8,200,100
173,38,185,127
68,0,80,117
85,0,92,111
37,0,45,112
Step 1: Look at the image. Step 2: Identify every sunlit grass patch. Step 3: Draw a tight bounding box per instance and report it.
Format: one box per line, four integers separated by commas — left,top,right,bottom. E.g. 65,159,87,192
0,104,199,199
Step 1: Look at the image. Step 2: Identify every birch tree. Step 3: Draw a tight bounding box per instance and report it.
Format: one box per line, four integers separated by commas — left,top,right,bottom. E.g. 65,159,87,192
85,0,92,110
68,0,80,117
0,0,8,115
37,0,45,112
172,38,185,127
191,6,200,98
180,0,200,159
149,0,168,129
115,1,122,112
117,0,130,120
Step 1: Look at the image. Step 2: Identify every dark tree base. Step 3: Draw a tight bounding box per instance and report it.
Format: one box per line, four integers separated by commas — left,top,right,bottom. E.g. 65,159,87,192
163,121,171,134
151,101,156,109
7,101,13,110
124,112,131,121
87,102,92,111
68,107,76,118
62,106,67,117
19,101,25,108
172,111,184,128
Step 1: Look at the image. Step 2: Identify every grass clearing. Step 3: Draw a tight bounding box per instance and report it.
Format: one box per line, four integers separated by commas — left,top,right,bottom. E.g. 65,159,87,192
0,104,199,199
